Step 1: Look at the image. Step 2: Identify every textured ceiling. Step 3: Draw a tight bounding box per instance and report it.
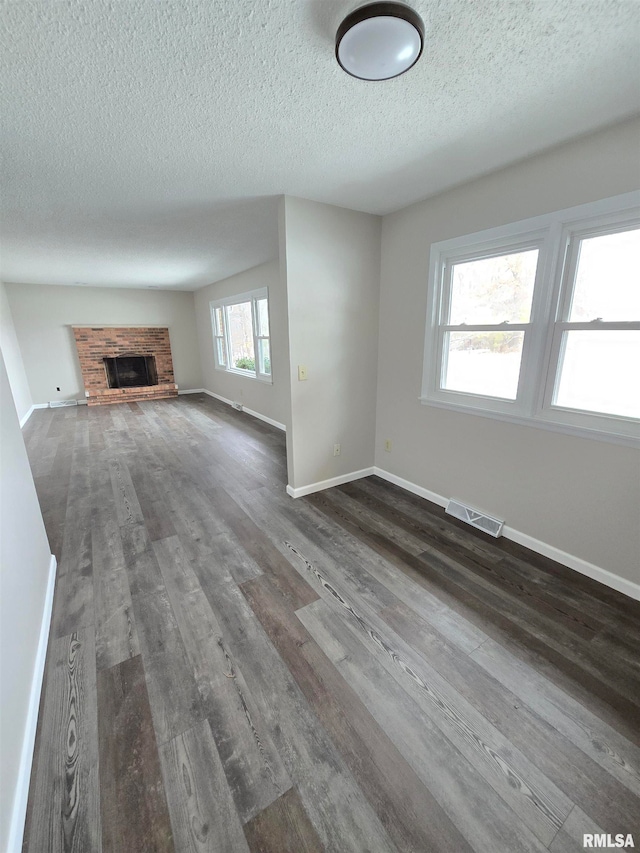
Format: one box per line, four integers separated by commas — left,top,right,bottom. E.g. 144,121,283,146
1,0,638,290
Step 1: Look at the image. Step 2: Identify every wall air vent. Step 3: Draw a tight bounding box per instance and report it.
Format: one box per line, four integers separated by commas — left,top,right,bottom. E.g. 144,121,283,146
49,399,78,408
445,498,504,538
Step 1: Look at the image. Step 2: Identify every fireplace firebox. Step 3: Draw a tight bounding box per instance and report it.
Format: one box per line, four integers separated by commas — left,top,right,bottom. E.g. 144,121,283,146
104,355,158,389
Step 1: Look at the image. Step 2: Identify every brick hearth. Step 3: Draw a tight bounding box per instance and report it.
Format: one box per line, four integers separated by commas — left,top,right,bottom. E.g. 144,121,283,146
73,326,178,406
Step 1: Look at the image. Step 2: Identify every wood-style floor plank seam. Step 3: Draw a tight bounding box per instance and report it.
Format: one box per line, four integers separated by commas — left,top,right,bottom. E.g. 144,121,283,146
304,488,640,741
283,540,574,846
22,396,640,853
227,479,640,836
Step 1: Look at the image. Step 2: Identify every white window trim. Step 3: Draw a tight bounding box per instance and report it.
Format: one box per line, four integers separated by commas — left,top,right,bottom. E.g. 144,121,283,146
421,191,640,447
210,287,272,384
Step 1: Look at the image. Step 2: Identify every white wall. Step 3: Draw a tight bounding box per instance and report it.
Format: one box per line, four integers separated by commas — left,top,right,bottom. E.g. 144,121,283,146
282,196,381,491
0,351,53,852
0,283,33,423
194,259,289,426
4,283,202,404
376,117,640,586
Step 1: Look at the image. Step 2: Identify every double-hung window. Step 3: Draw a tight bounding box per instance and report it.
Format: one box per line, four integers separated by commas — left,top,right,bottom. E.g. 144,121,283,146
422,192,640,443
545,224,639,424
210,288,272,382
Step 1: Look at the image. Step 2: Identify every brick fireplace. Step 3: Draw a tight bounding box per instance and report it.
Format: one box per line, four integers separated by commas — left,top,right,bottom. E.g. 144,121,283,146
73,326,178,406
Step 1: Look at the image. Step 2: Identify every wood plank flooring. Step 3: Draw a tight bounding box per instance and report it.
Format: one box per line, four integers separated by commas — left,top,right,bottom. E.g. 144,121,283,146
21,394,640,852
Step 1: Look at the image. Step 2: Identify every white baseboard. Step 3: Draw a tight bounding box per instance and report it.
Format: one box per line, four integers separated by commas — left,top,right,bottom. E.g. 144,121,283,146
199,388,286,432
501,527,640,602
201,388,233,405
371,468,448,510
19,405,35,428
372,466,640,603
177,388,205,395
20,403,49,428
7,554,57,853
286,467,375,499
21,402,82,427
242,406,286,432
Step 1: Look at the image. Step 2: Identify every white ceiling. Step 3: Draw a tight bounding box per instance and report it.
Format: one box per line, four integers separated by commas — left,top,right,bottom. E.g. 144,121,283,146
1,0,638,291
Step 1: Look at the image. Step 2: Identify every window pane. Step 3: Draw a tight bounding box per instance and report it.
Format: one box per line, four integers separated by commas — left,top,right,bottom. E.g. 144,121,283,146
442,331,525,399
258,339,271,375
216,337,226,366
569,228,640,321
554,330,640,418
449,250,538,325
214,306,225,335
256,298,269,337
227,302,255,371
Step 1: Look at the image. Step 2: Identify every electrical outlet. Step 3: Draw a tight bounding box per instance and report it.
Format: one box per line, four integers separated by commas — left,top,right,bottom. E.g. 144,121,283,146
298,365,308,381
333,443,341,457
384,439,392,452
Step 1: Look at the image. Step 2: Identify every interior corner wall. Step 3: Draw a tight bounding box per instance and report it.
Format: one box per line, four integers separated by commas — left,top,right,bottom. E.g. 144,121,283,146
0,282,33,422
375,116,640,585
193,259,289,426
3,283,202,405
282,196,381,491
0,350,52,852
279,196,295,481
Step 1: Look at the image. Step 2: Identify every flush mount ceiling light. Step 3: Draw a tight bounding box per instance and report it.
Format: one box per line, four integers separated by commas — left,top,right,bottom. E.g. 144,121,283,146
336,2,425,81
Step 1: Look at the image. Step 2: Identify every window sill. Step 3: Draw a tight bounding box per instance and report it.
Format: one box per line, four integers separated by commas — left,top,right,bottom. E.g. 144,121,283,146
418,396,639,448
215,365,273,384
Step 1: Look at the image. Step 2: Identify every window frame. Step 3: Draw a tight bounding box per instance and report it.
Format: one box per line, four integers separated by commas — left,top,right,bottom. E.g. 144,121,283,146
210,287,272,384
421,192,640,446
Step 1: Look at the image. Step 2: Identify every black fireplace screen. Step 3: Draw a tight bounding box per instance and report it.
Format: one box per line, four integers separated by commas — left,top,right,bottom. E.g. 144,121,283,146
104,355,158,389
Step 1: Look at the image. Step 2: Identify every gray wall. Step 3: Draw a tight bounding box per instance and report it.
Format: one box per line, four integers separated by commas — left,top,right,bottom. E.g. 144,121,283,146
0,283,33,422
282,196,381,490
194,259,289,426
375,117,640,584
4,283,202,403
0,349,52,852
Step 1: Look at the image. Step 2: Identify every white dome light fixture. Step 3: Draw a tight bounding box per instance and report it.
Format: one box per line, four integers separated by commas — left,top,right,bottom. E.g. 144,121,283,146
336,2,425,81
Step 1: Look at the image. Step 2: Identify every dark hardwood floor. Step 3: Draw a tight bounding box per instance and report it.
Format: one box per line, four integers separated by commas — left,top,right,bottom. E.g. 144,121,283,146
21,395,640,852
